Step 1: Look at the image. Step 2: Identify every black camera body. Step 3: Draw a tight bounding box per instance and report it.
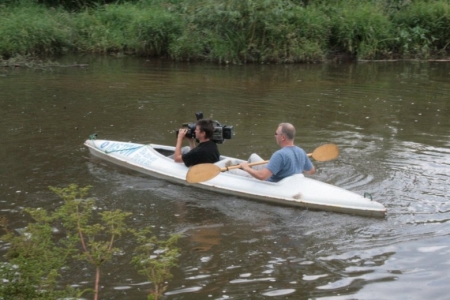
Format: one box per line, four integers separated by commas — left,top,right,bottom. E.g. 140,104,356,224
176,112,234,144
178,122,197,139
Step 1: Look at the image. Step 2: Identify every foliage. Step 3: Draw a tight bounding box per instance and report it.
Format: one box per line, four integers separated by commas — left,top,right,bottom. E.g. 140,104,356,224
0,184,180,300
0,0,449,62
129,4,183,56
0,202,80,299
132,228,180,300
326,0,394,59
170,0,329,63
72,3,182,55
36,0,139,11
50,184,134,300
390,0,450,58
0,1,72,58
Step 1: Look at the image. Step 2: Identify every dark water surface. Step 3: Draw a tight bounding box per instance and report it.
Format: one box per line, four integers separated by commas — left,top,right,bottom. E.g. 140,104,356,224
1,56,449,299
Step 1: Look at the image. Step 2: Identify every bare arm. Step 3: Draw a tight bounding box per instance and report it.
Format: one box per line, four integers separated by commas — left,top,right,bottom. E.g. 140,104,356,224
174,129,197,163
174,129,187,163
187,137,196,149
239,162,273,181
304,166,316,175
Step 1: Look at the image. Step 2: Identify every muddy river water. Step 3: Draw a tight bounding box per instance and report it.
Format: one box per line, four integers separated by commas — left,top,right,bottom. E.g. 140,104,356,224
1,56,449,299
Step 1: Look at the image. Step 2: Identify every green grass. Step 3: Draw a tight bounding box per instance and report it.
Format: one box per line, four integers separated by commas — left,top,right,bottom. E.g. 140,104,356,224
391,0,450,58
0,0,449,62
326,0,394,59
0,1,72,57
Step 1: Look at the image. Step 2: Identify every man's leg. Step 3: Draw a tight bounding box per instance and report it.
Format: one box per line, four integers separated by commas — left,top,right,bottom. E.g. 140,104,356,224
248,153,266,170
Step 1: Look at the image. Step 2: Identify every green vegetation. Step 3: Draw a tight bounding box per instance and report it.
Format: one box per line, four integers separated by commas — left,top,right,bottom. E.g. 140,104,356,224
132,228,180,300
0,0,449,63
0,184,180,300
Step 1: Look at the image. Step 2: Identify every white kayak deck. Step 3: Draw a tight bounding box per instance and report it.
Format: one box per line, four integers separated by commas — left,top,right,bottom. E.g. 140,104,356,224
84,139,387,218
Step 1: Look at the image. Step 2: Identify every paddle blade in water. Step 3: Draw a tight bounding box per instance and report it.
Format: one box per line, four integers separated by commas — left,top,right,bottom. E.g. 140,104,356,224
186,163,221,183
311,143,339,161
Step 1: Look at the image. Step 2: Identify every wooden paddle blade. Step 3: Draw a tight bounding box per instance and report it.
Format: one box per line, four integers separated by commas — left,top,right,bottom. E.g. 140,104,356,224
310,143,339,161
186,163,221,183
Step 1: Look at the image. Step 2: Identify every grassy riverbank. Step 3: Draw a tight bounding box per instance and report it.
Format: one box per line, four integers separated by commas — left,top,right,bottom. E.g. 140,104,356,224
1,0,449,63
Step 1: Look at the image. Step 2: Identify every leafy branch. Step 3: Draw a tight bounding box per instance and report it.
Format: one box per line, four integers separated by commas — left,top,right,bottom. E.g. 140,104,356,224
0,184,180,300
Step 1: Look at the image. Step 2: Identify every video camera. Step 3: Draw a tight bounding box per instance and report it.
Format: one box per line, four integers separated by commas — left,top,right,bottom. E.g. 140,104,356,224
175,112,234,144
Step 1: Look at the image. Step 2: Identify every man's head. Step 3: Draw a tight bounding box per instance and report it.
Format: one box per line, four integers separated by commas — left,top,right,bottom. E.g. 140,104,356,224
195,119,215,140
275,123,295,145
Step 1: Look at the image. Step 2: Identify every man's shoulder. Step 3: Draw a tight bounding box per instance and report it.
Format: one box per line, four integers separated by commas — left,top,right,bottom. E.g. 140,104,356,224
276,146,301,154
273,146,306,158
293,145,306,153
199,140,218,148
270,149,285,162
287,145,305,153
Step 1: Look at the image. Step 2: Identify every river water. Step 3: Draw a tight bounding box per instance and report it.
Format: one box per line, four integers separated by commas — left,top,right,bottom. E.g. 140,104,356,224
1,56,449,299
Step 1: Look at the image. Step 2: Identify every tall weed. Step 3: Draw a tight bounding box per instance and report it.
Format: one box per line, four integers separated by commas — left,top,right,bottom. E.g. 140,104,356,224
170,0,329,63
73,4,137,53
1,0,448,62
72,3,182,55
327,1,394,59
0,2,72,57
0,184,180,300
129,4,183,56
391,0,450,57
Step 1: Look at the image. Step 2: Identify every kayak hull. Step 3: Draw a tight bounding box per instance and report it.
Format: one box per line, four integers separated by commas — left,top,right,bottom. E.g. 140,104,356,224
84,139,387,218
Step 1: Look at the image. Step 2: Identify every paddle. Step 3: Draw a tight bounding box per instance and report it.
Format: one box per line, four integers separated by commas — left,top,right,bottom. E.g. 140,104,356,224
186,143,339,183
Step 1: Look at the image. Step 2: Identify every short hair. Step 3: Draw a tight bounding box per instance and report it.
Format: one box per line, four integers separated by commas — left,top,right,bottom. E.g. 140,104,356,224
196,119,215,139
279,123,295,140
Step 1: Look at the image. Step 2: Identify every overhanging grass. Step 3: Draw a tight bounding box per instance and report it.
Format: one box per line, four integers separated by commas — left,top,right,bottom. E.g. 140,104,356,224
0,2,73,57
0,0,449,62
72,3,183,55
169,0,330,63
390,0,450,57
326,0,394,59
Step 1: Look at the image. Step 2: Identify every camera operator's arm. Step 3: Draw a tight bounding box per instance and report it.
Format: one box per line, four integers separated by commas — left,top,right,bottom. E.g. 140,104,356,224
174,129,187,163
187,137,196,149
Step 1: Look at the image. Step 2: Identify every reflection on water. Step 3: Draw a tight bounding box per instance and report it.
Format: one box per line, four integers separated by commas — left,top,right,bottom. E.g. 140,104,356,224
0,56,449,299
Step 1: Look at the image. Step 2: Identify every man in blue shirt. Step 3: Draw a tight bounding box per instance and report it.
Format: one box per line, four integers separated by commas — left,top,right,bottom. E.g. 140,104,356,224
239,123,315,182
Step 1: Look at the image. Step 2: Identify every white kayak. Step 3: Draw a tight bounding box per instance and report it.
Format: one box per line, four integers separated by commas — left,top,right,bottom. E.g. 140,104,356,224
84,139,387,218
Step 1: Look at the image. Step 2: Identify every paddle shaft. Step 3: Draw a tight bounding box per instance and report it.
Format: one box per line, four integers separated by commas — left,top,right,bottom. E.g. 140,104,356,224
221,160,269,171
220,152,315,171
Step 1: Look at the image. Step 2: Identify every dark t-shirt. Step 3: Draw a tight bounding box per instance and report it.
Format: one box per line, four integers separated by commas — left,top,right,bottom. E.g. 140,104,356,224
182,140,220,167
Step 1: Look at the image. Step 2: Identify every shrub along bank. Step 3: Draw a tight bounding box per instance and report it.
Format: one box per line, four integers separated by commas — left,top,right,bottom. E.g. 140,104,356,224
0,0,449,63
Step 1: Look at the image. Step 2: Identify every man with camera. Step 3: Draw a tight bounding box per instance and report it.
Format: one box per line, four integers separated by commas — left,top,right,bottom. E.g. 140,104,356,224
174,119,220,167
239,123,316,182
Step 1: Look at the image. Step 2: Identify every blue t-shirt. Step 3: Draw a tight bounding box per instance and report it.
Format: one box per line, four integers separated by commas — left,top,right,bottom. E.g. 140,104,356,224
266,146,313,182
